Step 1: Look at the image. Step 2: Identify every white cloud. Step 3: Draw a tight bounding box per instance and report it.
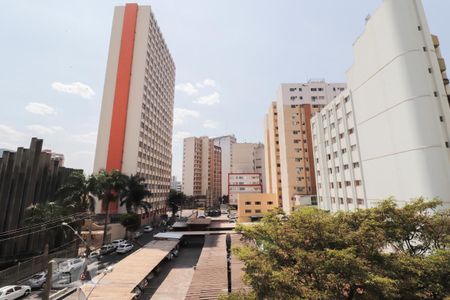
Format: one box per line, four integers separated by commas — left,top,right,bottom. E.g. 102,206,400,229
195,92,220,106
174,107,200,125
203,120,219,129
0,141,18,151
173,131,191,141
51,82,95,99
0,125,24,141
25,102,57,116
175,83,198,96
27,125,64,135
196,78,217,89
72,132,97,144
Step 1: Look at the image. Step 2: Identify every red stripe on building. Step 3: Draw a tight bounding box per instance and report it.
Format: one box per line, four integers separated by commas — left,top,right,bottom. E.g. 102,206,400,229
105,3,138,213
304,104,317,195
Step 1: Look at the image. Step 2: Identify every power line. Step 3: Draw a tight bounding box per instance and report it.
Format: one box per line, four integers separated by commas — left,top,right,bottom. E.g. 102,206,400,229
0,212,89,237
0,216,89,243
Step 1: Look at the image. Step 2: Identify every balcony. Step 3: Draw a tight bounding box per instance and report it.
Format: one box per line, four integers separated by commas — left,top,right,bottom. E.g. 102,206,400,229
432,34,440,48
438,58,446,72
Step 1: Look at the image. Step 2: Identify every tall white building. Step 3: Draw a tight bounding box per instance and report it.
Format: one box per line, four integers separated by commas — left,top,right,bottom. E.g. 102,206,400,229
312,0,450,211
212,135,237,196
93,4,175,216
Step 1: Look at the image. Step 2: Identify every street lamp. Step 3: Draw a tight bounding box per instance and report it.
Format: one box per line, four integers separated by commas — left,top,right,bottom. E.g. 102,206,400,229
85,266,114,299
61,222,90,252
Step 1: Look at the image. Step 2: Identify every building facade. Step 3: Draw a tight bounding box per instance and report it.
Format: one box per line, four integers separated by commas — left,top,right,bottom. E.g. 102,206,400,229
237,193,278,222
212,135,236,196
170,176,181,192
312,0,450,211
228,173,263,206
0,138,78,264
265,82,346,214
93,4,175,216
182,136,222,208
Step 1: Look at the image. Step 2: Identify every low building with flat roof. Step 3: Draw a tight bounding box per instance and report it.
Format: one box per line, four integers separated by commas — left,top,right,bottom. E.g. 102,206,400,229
237,193,278,222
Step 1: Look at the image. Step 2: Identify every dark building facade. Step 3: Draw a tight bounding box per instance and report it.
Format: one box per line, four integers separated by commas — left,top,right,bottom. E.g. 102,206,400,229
0,138,79,265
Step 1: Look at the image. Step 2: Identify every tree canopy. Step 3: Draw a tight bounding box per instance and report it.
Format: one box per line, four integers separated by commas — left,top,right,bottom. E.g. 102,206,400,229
167,189,187,215
231,198,450,300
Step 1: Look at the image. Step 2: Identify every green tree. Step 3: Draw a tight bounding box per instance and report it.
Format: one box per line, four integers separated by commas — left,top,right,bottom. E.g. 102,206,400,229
120,174,151,213
92,170,128,245
233,199,450,300
120,213,141,237
167,189,187,216
56,170,97,213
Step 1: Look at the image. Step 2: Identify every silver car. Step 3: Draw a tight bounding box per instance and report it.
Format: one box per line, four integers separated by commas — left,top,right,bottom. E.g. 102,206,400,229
26,272,46,289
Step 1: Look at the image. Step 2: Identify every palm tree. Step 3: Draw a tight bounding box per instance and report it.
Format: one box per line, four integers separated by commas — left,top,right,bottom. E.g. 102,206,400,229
56,170,97,213
93,170,128,245
120,174,152,214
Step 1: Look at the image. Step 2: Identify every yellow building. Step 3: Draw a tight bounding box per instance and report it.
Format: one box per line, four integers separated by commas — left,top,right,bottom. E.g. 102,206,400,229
237,193,278,222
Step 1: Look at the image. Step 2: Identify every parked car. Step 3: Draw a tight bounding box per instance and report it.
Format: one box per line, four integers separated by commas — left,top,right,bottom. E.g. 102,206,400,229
0,285,31,300
111,239,127,249
26,272,46,289
116,242,134,254
58,258,84,273
172,249,179,257
143,226,153,233
100,244,115,255
88,250,100,259
134,231,143,239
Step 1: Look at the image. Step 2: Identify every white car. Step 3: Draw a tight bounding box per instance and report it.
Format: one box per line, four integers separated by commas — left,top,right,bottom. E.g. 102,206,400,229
0,285,31,300
134,231,143,239
116,242,134,254
58,258,84,273
26,272,46,289
111,239,127,249
143,226,153,233
88,251,100,259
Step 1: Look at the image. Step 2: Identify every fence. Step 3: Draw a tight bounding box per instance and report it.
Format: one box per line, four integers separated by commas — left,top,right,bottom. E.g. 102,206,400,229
0,245,77,285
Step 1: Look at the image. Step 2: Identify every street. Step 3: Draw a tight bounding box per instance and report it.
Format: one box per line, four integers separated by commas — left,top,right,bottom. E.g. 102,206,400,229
23,226,164,299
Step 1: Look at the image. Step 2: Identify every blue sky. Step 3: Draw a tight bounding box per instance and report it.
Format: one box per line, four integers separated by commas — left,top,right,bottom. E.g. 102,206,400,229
0,0,449,179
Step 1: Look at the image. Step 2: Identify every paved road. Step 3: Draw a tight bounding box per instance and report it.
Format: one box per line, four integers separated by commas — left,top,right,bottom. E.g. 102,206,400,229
23,226,164,299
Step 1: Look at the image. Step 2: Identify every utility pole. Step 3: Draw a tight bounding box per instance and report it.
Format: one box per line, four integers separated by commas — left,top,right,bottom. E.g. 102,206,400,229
43,243,51,300
226,233,232,293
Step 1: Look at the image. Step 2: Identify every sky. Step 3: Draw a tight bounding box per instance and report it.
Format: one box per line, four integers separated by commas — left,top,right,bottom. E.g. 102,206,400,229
0,0,449,180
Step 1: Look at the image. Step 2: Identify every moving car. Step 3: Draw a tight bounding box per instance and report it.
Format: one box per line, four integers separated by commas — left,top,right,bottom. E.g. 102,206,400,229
116,242,134,254
58,258,84,273
26,272,46,289
111,239,127,249
100,244,115,255
0,285,31,299
143,226,153,233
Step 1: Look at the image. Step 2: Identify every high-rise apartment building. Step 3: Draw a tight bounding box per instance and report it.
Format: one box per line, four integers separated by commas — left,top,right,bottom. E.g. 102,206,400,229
265,82,345,214
93,4,175,216
182,137,222,208
312,0,450,212
212,135,236,196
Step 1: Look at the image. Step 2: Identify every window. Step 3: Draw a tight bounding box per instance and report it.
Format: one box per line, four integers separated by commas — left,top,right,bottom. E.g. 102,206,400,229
311,88,317,91
268,201,273,205
245,209,252,213
328,168,333,174
245,201,251,205
353,162,360,168
347,198,353,204
255,201,261,205
331,197,336,203
342,148,347,154
343,164,349,170
318,88,324,91
344,97,349,103
339,198,344,204
255,209,262,213
338,182,342,188
357,198,364,205
351,144,357,151
345,181,351,187
289,88,297,92
335,166,340,173
440,116,444,122
355,180,362,186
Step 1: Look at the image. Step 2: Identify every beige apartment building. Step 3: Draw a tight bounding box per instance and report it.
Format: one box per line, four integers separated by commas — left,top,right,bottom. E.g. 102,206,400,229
182,136,222,208
93,4,175,218
264,81,345,214
212,135,237,196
